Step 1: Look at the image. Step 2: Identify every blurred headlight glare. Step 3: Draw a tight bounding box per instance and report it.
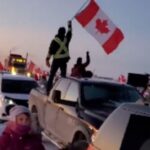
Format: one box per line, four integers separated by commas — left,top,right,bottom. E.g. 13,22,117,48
5,98,14,105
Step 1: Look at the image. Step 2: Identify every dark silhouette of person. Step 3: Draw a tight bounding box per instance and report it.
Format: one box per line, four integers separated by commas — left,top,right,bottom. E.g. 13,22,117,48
45,20,72,95
71,51,93,78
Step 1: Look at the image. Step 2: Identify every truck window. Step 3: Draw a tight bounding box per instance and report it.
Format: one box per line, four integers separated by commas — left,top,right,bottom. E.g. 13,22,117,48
81,83,142,106
2,79,37,94
64,81,79,102
54,78,70,99
126,87,142,101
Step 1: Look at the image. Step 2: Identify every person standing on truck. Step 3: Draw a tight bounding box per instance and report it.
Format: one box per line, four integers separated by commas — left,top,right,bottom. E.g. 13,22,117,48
0,105,45,150
71,51,93,78
46,20,72,95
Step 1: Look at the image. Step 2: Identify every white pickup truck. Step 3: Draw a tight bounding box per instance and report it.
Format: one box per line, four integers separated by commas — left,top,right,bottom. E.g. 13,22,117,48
29,77,97,148
29,77,143,148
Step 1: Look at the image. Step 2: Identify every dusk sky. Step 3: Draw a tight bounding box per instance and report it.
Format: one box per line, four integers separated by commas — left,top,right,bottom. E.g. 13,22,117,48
0,0,150,78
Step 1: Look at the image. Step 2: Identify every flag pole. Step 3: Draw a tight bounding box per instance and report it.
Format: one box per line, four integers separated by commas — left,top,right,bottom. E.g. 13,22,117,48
71,0,90,21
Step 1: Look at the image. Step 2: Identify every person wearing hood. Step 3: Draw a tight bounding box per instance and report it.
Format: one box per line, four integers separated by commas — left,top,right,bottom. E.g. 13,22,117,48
45,20,72,95
0,105,45,150
71,51,93,78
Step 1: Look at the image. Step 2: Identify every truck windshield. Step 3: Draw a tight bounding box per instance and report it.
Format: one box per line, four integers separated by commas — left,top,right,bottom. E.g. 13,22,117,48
81,82,142,106
2,79,37,94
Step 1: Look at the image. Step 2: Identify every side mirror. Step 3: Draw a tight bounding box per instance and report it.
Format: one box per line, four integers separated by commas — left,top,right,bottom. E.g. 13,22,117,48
75,101,83,112
52,90,61,103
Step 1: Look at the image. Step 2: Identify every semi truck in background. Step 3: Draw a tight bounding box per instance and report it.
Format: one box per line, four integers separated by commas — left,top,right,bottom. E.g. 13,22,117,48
4,52,29,76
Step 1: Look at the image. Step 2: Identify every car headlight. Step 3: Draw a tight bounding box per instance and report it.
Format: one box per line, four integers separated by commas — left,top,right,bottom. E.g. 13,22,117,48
4,98,15,105
91,130,98,143
26,72,31,77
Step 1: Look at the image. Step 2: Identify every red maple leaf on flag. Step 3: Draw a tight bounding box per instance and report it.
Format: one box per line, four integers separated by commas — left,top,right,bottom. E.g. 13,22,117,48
95,18,110,34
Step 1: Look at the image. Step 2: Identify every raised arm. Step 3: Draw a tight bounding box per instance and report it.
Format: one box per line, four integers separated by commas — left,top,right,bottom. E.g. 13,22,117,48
66,20,72,44
83,51,90,67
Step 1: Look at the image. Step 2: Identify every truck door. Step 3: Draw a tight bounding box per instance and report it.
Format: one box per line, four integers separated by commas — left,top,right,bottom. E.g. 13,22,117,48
55,107,77,143
44,102,60,137
44,78,71,138
55,81,79,143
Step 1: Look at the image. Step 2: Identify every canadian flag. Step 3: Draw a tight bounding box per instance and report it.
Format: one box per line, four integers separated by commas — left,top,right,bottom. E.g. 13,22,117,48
75,0,124,54
27,61,36,73
0,62,4,71
35,67,42,75
118,74,126,84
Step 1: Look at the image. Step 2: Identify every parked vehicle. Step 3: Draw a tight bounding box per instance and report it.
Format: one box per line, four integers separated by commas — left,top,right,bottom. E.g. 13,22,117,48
4,53,28,75
87,103,150,150
29,77,142,148
0,72,38,117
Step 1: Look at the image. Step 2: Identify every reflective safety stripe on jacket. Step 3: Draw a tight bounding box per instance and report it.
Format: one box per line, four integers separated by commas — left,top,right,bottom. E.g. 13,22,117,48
53,37,69,59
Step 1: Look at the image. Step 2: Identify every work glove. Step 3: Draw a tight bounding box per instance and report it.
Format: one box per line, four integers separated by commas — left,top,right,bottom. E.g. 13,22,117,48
68,20,72,28
46,58,50,68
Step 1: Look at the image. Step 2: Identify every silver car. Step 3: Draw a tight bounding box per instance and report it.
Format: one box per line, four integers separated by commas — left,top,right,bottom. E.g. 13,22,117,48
0,72,37,117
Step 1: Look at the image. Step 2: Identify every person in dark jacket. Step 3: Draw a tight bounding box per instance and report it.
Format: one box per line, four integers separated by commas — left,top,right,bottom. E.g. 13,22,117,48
46,20,72,95
71,51,93,78
0,105,45,150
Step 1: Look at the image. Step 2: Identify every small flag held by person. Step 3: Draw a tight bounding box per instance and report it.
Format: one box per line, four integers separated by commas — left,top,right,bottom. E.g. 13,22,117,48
0,62,4,71
75,0,124,54
118,74,126,84
27,61,36,73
